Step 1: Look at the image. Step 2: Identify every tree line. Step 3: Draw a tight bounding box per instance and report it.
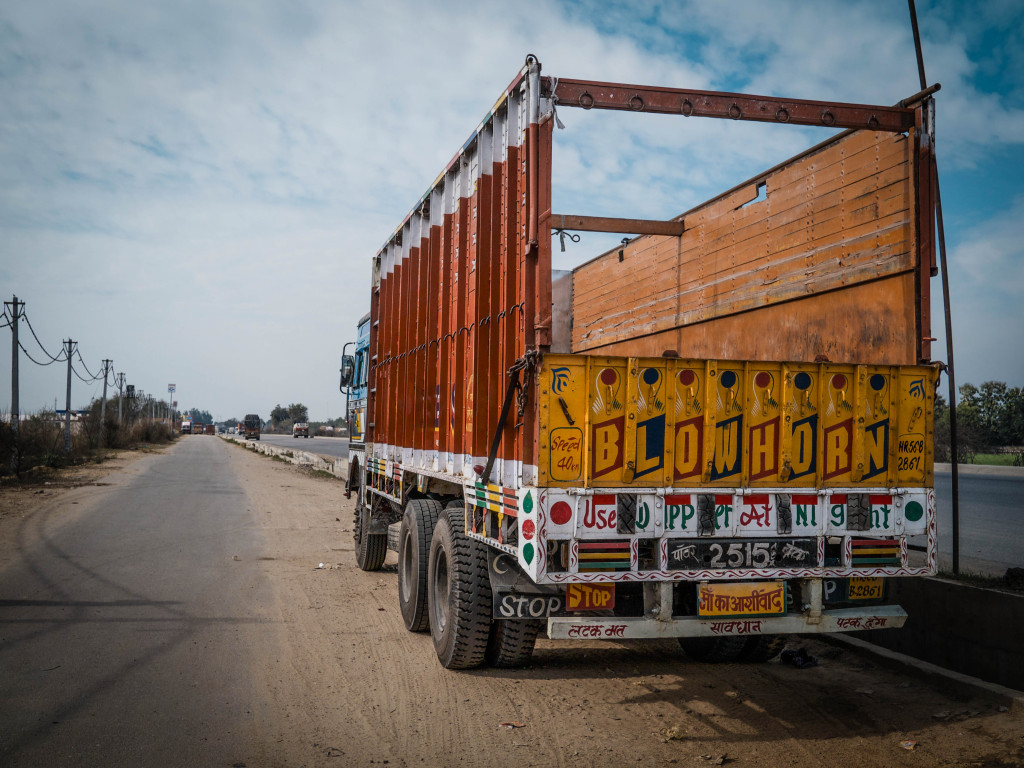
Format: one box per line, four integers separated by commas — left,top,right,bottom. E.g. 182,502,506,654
934,381,1024,461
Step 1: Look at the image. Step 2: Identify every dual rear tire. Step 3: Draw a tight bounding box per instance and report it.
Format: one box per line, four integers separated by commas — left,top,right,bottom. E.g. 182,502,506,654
354,500,387,572
400,503,540,669
398,499,442,631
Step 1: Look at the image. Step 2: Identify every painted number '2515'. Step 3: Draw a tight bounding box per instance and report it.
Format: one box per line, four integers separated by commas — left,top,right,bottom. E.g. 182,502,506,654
707,542,772,568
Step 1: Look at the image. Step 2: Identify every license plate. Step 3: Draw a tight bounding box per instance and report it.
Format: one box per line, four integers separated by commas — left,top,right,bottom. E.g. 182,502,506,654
698,581,787,618
847,577,884,600
566,583,615,612
667,538,817,570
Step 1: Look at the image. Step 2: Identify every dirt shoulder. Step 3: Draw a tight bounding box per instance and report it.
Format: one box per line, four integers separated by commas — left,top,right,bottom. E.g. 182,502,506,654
0,446,172,540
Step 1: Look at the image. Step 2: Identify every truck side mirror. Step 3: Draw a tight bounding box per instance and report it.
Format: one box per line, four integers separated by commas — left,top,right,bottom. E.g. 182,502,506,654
339,355,356,390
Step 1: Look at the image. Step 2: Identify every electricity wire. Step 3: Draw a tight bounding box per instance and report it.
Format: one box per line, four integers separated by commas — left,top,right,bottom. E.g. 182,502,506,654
18,339,65,366
22,312,64,363
71,361,98,385
74,349,103,381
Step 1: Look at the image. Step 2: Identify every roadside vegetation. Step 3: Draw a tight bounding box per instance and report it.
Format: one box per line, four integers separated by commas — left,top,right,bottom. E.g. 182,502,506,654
0,397,177,480
934,380,1024,465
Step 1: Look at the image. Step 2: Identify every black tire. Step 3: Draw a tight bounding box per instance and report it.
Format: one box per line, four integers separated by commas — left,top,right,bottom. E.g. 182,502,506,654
486,619,542,668
679,636,749,663
354,500,387,571
737,634,787,663
428,510,492,669
399,498,443,632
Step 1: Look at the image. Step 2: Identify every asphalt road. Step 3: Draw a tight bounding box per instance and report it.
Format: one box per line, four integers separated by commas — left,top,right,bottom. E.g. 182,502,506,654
932,467,1024,576
0,437,275,767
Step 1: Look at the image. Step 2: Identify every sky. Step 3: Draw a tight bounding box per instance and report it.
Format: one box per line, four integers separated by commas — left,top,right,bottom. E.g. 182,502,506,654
1,0,1022,422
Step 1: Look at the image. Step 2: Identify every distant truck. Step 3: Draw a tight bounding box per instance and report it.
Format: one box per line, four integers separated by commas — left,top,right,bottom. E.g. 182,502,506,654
205,424,215,435
293,422,310,438
243,414,261,440
192,423,204,435
181,420,192,434
340,57,941,670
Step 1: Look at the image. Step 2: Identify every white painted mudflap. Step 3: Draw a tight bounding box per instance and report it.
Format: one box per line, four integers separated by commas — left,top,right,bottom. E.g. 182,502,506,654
547,605,907,641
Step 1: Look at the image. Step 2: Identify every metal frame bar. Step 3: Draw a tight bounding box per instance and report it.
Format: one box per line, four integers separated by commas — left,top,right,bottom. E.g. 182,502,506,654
545,77,916,133
549,214,684,237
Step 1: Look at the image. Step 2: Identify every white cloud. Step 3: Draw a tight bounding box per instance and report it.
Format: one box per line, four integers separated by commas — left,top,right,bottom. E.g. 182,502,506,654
1,0,1022,420
930,195,1024,385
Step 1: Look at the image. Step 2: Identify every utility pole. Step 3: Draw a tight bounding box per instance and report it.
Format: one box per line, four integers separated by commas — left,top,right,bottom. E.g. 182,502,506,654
99,359,112,448
116,372,125,423
5,295,24,473
64,339,76,454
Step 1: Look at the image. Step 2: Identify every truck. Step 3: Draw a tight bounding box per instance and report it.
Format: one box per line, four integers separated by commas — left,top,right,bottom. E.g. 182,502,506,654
181,420,192,435
243,414,261,440
293,422,310,438
339,56,941,670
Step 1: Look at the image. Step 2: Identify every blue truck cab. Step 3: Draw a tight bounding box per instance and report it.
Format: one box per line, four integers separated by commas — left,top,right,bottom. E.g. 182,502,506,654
340,313,371,496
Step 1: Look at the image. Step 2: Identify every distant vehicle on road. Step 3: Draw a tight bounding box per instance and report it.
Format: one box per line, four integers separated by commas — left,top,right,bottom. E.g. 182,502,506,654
181,420,192,434
205,424,215,435
293,422,310,438
243,414,261,440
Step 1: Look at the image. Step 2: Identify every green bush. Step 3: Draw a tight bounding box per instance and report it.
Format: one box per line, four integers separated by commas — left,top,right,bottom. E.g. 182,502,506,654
0,402,177,478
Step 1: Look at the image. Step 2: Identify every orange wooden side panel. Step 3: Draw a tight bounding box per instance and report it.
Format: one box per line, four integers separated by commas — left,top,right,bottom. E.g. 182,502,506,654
571,128,927,367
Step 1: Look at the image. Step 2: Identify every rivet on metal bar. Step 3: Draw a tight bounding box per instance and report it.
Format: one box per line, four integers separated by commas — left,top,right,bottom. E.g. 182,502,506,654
776,107,790,123
868,115,880,130
729,103,742,119
821,110,836,126
681,98,694,116
579,91,594,109
629,95,644,111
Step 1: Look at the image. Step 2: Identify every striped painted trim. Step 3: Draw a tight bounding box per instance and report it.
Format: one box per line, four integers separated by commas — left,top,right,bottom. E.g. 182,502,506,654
469,482,518,516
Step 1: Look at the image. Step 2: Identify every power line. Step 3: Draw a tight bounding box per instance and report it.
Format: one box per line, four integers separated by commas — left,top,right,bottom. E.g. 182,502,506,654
18,339,64,367
71,361,98,384
22,311,64,363
74,348,102,381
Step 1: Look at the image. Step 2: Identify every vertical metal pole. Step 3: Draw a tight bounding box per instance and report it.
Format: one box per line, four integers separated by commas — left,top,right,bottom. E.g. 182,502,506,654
99,359,111,448
117,373,124,423
7,295,22,473
934,158,959,574
908,0,959,574
64,339,75,454
908,0,928,90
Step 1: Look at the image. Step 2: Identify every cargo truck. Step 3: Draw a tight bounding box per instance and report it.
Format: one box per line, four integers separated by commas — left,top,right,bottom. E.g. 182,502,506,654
339,56,941,669
243,414,261,441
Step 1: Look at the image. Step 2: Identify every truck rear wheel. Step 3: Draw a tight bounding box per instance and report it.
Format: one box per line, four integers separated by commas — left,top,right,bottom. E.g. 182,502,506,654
737,634,787,662
486,619,542,668
354,501,387,571
428,510,492,669
398,498,442,632
679,636,748,663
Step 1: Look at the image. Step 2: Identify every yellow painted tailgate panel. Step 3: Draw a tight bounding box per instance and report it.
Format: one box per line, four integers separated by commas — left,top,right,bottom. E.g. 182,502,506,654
538,355,935,489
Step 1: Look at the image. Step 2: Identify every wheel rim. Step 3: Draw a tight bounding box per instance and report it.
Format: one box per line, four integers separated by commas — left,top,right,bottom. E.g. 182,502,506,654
431,548,449,634
400,527,414,602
